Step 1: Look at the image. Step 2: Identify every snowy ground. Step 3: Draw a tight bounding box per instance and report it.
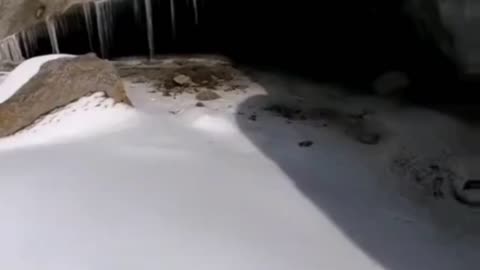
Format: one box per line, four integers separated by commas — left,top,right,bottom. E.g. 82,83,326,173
0,56,480,270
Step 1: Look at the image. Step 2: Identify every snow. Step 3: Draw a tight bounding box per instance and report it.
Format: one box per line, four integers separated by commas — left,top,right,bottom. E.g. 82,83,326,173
0,58,479,270
0,92,136,150
0,54,73,103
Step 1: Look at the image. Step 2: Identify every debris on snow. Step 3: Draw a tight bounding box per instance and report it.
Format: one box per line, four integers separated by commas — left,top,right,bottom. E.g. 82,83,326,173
196,90,221,101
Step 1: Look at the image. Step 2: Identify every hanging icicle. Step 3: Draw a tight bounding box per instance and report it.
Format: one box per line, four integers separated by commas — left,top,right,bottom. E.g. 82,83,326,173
0,34,24,62
83,2,95,52
22,27,41,59
133,0,141,22
145,0,155,59
193,0,199,24
170,0,177,40
46,16,60,54
95,0,114,58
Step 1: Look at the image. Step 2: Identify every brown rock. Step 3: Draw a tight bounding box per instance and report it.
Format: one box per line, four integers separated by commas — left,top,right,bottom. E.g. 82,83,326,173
173,74,192,86
356,133,381,145
0,54,131,137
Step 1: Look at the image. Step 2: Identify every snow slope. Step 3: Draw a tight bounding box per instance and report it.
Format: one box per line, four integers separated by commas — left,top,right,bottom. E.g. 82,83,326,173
0,92,136,150
0,59,479,270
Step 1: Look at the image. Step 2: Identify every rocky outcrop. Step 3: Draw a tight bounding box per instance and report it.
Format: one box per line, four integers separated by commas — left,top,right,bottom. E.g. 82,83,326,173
0,53,131,137
0,0,90,39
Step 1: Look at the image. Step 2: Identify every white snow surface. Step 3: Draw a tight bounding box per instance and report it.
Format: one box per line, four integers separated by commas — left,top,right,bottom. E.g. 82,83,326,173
0,92,136,150
0,58,479,270
0,54,74,103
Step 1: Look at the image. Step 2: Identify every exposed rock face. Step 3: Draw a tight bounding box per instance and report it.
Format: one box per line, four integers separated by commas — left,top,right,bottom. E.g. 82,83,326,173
0,0,89,39
0,53,131,137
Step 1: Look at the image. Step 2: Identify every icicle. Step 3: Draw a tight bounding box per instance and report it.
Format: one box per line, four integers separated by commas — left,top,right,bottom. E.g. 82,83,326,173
83,2,95,52
145,0,155,59
193,0,199,24
20,31,30,59
46,16,60,54
95,0,114,58
134,0,141,21
95,2,106,58
0,34,24,62
170,0,177,39
23,29,37,59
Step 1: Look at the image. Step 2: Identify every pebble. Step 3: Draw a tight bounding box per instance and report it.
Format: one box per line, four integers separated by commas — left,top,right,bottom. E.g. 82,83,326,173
298,141,314,147
356,133,380,145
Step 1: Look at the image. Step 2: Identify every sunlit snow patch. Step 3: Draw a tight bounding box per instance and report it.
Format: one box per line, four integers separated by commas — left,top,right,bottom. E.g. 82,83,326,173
0,92,136,150
191,114,240,134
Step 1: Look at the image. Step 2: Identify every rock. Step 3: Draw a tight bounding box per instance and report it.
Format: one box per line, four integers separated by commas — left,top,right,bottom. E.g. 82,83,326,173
195,90,220,101
356,133,381,145
449,155,480,206
0,54,131,137
298,141,314,147
173,74,192,86
195,102,205,107
373,71,410,96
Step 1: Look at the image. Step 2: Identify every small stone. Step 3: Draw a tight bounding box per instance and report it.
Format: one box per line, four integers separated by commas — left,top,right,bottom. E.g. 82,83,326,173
196,90,221,101
373,71,410,96
173,74,192,85
430,164,440,171
195,102,205,107
433,177,445,199
248,114,257,121
356,133,380,145
298,141,313,147
164,79,177,89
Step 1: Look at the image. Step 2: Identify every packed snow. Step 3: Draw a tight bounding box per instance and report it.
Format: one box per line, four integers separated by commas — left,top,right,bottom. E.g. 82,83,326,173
0,57,479,270
0,92,136,150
